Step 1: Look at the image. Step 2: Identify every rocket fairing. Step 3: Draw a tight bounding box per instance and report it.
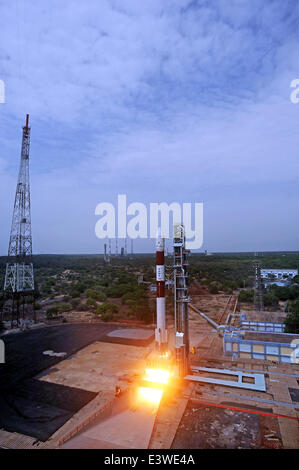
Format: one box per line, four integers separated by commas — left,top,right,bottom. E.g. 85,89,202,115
155,228,168,351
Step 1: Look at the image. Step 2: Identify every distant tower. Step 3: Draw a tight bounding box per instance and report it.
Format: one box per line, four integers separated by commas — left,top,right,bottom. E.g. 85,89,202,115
115,238,118,256
124,238,127,256
104,242,110,263
253,261,264,311
4,115,34,322
108,238,111,258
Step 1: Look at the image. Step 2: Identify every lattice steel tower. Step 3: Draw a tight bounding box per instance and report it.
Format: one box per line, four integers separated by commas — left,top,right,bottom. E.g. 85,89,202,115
253,261,264,312
4,114,34,320
173,224,190,376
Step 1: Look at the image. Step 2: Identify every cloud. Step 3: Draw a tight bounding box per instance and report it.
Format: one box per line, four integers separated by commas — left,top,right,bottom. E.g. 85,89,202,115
0,0,298,253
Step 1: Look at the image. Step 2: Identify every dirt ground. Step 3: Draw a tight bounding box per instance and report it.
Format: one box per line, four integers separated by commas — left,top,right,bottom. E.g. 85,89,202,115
241,309,287,323
171,401,282,449
191,294,232,323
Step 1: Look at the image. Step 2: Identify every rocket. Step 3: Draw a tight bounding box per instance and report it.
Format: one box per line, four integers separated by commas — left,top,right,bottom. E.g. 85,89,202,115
155,228,168,352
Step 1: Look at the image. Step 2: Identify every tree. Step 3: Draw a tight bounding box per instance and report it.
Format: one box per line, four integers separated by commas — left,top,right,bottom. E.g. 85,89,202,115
70,288,81,298
86,298,97,309
239,289,254,303
263,293,279,308
208,284,218,294
58,303,71,313
96,302,119,316
46,306,59,319
101,311,113,322
71,298,80,308
285,311,299,334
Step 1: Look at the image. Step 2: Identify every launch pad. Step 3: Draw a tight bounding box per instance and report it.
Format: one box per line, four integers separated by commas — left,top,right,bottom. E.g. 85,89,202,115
135,223,191,409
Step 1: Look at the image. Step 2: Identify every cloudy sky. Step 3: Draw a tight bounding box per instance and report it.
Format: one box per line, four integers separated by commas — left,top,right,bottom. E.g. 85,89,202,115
0,0,298,254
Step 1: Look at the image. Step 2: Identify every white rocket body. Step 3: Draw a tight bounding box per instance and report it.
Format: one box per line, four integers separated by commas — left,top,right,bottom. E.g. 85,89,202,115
155,228,168,351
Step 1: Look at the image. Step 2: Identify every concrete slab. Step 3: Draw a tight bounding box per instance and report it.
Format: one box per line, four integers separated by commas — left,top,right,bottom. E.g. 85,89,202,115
38,341,149,393
85,407,156,448
62,390,158,449
107,328,154,340
61,434,127,449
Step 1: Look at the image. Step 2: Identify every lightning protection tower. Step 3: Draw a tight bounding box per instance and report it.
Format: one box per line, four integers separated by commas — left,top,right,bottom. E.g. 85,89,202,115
108,238,112,259
3,114,34,323
253,261,264,312
104,242,110,263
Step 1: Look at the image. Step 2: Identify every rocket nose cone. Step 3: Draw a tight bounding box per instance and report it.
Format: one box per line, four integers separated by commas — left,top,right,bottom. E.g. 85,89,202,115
156,227,162,239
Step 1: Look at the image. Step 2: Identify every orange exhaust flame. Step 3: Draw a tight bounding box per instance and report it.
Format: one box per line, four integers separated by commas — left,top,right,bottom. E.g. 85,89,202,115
144,368,170,385
138,386,163,405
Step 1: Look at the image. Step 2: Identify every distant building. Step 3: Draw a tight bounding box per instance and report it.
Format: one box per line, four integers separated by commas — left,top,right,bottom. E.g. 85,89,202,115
260,269,298,280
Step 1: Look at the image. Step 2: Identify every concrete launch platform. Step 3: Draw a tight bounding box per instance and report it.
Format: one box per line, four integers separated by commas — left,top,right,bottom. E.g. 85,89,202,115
107,328,154,340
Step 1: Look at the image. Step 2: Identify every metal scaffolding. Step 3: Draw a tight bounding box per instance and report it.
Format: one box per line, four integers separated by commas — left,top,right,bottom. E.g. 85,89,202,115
173,224,190,376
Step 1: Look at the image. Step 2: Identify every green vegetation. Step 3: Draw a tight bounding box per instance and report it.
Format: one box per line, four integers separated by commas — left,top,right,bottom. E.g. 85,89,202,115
121,285,153,322
268,284,299,301
0,251,298,330
208,282,219,294
85,289,107,302
100,311,114,322
238,289,254,303
96,301,119,316
263,292,279,308
285,301,299,333
46,303,71,319
86,298,97,309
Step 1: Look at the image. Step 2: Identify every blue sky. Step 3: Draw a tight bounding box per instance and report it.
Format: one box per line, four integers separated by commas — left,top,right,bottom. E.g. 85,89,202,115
0,0,298,254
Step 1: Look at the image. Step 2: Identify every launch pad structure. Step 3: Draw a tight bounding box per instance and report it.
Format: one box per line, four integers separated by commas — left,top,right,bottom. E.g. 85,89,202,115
173,224,190,377
152,223,191,377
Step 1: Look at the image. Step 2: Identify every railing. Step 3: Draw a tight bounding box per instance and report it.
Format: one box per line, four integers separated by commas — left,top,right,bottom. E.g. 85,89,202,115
224,334,299,363
240,320,285,333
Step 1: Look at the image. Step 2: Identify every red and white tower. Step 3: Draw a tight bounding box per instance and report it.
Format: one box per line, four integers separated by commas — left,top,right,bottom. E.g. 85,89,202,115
155,228,168,352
